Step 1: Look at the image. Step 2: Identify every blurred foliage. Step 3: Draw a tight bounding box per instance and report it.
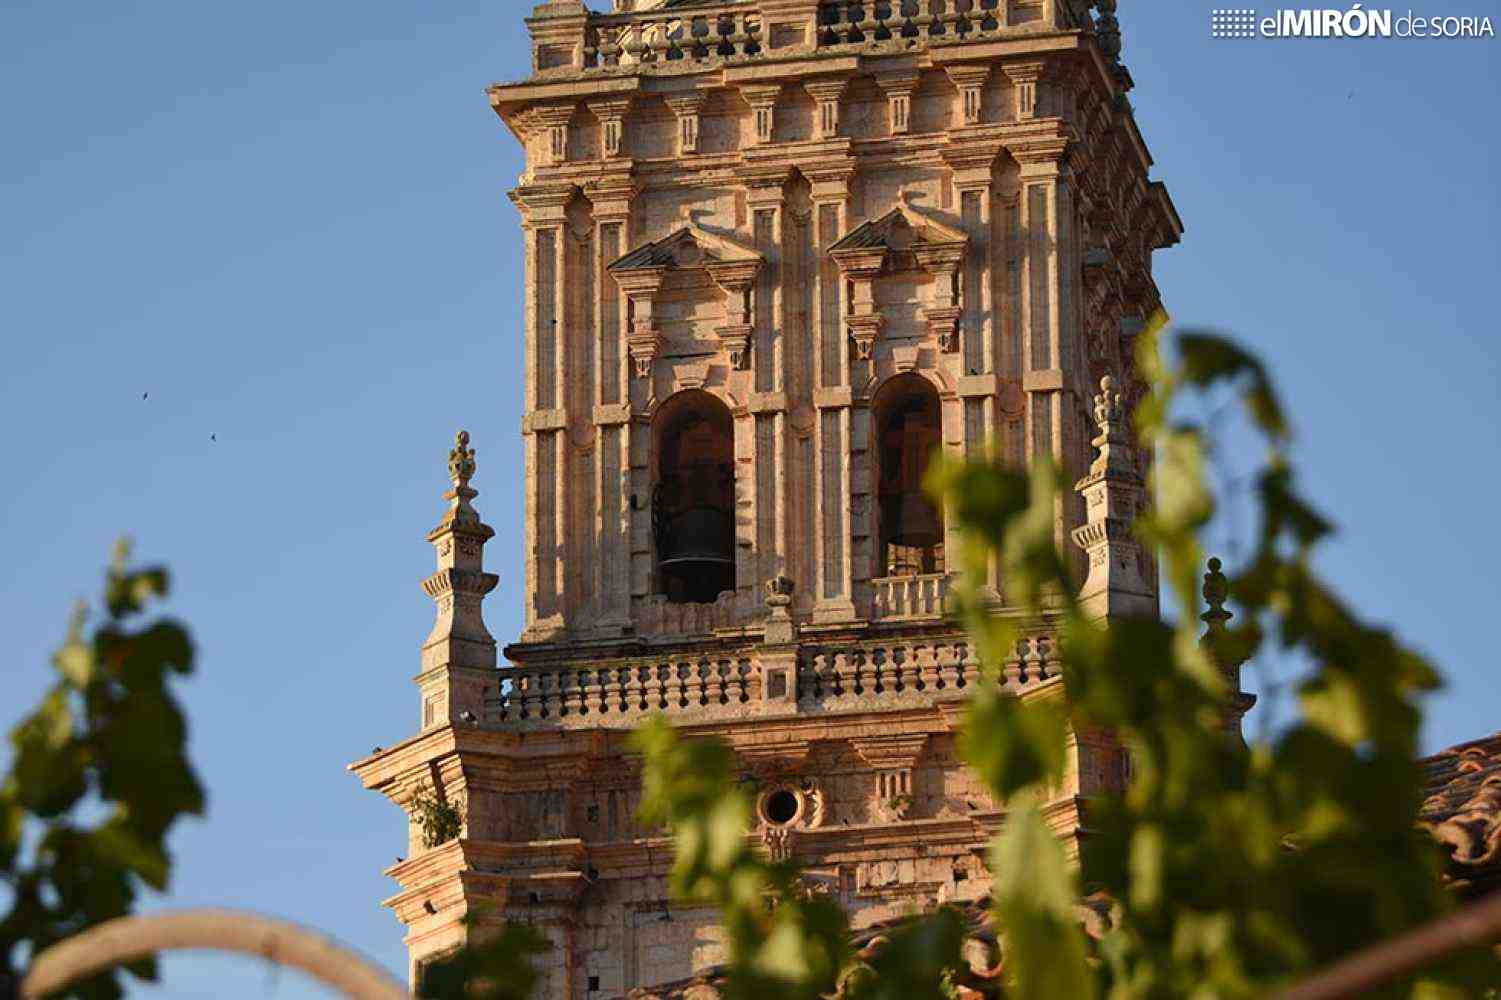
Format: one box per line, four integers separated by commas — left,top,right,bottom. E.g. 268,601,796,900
615,325,1499,998
0,541,203,999
418,918,549,1000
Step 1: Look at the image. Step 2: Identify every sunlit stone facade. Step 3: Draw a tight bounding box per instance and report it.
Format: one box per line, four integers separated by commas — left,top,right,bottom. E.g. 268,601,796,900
351,2,1182,995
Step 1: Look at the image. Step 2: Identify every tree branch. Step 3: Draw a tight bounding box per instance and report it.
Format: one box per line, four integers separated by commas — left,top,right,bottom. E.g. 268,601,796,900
21,909,407,1000
1275,891,1501,1000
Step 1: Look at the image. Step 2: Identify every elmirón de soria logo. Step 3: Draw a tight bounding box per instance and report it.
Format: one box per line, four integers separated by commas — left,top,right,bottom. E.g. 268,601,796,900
1212,5,1495,38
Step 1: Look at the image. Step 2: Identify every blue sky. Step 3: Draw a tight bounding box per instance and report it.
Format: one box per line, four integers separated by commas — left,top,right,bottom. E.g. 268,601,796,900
1,3,1496,996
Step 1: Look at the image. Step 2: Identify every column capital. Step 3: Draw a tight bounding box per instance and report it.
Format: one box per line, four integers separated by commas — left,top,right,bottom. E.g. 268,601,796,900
509,181,578,223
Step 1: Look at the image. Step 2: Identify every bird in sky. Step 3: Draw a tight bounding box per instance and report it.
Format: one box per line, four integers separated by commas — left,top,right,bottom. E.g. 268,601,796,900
141,392,148,400
210,434,216,442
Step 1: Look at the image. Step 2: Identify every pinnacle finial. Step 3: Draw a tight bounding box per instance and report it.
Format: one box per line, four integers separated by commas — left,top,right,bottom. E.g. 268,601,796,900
1093,375,1123,434
1201,556,1232,628
448,430,476,489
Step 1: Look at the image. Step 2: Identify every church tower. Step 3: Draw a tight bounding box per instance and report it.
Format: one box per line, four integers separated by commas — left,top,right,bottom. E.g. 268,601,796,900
352,2,1182,995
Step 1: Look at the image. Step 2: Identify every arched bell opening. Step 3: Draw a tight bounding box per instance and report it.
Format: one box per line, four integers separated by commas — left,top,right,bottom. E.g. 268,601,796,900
873,374,945,577
651,390,736,605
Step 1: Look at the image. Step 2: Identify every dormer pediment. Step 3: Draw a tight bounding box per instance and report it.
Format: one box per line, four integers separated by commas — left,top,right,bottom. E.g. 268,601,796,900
828,198,968,275
609,224,762,277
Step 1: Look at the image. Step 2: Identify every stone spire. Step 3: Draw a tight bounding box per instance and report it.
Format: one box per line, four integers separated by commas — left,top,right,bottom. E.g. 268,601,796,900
418,431,499,728
1071,376,1154,619
1199,556,1256,735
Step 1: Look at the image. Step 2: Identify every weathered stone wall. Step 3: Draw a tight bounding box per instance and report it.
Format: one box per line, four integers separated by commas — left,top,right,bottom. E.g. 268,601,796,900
351,1,1182,996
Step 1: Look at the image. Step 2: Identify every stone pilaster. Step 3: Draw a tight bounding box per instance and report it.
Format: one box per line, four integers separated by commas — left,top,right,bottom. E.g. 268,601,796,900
592,175,636,632
807,161,858,623
418,431,499,730
512,181,578,638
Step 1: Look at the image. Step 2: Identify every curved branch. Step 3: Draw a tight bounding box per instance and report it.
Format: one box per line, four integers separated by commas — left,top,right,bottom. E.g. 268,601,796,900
21,908,408,1000
1274,890,1501,1000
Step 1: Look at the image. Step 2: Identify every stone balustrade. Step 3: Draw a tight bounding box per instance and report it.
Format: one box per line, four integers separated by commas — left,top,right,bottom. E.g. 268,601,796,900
485,632,1059,728
490,654,761,726
870,573,949,621
583,4,765,71
816,0,1076,47
534,0,1092,78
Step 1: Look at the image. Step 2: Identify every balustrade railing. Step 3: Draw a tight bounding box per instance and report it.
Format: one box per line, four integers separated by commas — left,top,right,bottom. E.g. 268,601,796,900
485,632,1059,728
584,6,764,71
490,654,760,727
815,0,1068,48
871,573,949,621
798,639,977,703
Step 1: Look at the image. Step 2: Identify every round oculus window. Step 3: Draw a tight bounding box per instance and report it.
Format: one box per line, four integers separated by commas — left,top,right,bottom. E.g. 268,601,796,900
763,788,800,826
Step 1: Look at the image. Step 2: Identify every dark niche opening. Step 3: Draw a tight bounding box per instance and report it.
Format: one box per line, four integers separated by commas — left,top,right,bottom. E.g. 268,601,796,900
652,390,736,604
874,374,945,576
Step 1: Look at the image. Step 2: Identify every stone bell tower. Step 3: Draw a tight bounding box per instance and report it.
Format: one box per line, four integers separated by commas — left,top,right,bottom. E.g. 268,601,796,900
351,1,1182,996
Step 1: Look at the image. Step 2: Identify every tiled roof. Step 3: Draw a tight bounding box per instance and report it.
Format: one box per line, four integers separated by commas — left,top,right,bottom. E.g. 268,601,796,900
1421,731,1501,898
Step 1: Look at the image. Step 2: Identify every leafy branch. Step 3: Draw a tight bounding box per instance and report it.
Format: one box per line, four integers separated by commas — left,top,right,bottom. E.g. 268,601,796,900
1,541,204,1000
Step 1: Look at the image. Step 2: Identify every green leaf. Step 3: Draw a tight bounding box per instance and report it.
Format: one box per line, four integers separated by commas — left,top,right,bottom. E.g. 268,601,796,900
991,797,1096,1000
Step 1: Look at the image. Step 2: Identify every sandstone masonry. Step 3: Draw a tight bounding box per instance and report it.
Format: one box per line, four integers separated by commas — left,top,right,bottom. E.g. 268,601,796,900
350,2,1184,995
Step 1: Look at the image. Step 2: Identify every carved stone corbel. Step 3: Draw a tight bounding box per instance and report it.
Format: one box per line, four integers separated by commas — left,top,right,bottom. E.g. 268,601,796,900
850,734,929,823
614,267,667,379
705,258,761,371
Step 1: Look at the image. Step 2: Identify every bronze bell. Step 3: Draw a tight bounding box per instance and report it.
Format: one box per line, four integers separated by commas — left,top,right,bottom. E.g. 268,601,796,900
885,490,941,550
659,503,735,569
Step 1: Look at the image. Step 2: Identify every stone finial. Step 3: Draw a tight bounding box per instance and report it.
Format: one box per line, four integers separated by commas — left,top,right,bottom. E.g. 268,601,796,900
763,576,796,646
442,430,482,525
448,430,476,488
1201,557,1232,631
1085,374,1135,479
1093,375,1123,434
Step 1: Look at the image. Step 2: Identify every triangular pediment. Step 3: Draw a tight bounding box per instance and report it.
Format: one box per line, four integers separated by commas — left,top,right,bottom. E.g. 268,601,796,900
828,199,968,255
609,224,761,274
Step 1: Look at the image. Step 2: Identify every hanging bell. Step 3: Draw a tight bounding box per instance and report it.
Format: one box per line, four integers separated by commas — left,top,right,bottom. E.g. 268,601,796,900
658,502,735,604
886,490,941,550
659,504,735,569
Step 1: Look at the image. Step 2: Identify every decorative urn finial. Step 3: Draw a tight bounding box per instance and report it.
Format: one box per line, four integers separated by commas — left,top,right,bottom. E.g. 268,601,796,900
1201,557,1233,630
448,430,476,489
1093,375,1123,435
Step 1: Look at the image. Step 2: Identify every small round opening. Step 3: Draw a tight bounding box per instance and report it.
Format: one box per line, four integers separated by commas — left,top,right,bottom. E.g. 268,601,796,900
764,789,799,826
